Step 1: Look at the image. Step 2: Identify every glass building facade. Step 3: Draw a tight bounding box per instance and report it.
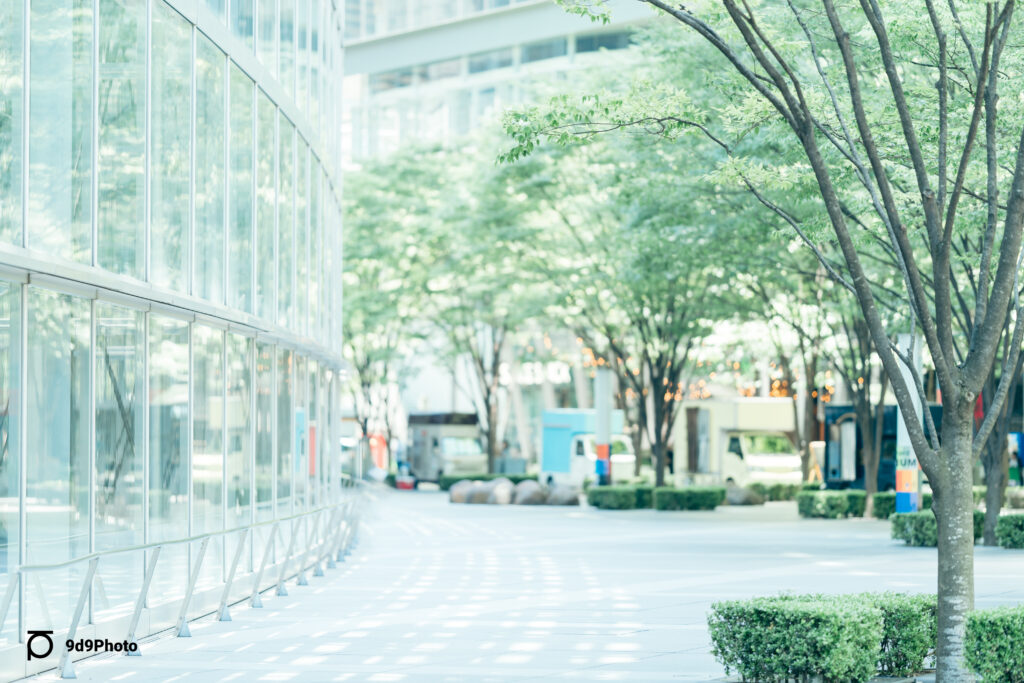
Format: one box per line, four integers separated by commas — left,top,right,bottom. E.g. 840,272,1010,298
0,0,345,672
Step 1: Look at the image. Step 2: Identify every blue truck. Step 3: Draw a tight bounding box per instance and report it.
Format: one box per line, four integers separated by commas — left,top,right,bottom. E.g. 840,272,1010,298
540,409,634,487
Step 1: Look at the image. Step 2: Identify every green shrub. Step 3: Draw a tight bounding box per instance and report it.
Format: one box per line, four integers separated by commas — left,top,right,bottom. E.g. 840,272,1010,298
892,509,984,546
996,514,1024,549
872,491,896,519
797,490,850,519
846,490,867,518
709,593,936,680
965,606,1024,683
863,593,937,676
801,482,823,491
634,485,654,509
767,482,800,501
438,473,537,491
709,595,882,682
653,486,726,511
748,482,768,499
586,486,637,510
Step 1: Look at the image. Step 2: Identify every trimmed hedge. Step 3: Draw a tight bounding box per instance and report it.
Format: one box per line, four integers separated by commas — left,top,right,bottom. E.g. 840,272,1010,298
586,486,637,510
767,482,801,501
996,514,1024,549
796,490,867,519
801,482,823,491
873,491,935,519
438,473,537,491
709,595,882,682
966,605,1024,683
891,509,985,546
635,485,654,509
709,593,937,681
748,482,768,499
653,486,726,511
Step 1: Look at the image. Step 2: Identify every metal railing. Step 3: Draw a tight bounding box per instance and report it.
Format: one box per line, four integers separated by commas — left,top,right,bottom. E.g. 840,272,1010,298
0,480,366,680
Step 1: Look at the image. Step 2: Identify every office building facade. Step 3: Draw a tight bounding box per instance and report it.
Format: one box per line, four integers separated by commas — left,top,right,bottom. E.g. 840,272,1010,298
0,0,345,673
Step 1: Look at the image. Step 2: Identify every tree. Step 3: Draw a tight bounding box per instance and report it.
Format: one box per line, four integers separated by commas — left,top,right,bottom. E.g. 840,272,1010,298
504,3,1024,676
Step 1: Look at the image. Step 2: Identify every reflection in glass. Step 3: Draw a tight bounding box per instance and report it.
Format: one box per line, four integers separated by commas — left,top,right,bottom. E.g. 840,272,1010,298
296,141,308,336
277,348,292,516
256,91,276,321
310,160,321,341
257,0,277,75
229,66,254,313
98,0,145,277
296,0,308,112
148,315,189,542
95,303,144,550
255,342,274,521
278,116,294,328
280,0,295,98
192,325,223,535
196,35,226,305
293,355,306,511
0,1,23,245
151,1,191,292
29,0,92,262
0,283,20,642
226,333,252,530
231,0,254,48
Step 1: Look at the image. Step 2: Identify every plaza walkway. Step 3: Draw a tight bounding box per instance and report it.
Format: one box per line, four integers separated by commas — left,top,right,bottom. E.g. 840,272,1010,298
31,488,1024,681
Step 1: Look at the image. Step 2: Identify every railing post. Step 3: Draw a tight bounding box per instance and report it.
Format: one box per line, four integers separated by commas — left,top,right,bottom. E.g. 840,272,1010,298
275,519,298,597
176,536,210,638
295,517,310,587
250,522,279,608
126,546,162,656
323,507,340,569
311,510,326,577
57,556,100,679
217,528,249,622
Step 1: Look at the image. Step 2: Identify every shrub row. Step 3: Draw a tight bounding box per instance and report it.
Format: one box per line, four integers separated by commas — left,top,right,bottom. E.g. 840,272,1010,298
586,486,641,510
438,473,537,491
996,514,1024,549
871,491,933,519
796,490,867,519
653,486,726,511
891,509,984,546
966,605,1024,683
708,592,936,681
748,482,801,501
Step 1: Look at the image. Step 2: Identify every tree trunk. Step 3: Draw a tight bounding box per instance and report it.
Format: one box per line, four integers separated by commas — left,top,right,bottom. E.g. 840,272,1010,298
856,405,878,518
933,416,976,681
486,395,499,474
982,447,1006,546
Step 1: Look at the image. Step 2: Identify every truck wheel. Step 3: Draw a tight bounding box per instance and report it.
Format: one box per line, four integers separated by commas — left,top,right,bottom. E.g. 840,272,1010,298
546,475,554,486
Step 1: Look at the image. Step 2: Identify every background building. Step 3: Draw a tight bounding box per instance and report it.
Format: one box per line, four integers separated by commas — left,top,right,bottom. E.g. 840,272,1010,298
0,0,345,673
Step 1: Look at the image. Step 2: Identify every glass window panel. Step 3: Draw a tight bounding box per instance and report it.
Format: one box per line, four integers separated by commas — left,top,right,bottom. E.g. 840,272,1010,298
95,303,144,550
98,0,146,277
521,37,567,64
28,0,92,262
308,363,319,507
293,355,306,510
229,65,254,313
279,0,295,99
192,325,223,535
255,342,273,521
278,116,294,328
276,348,291,516
468,47,512,74
151,1,191,292
0,2,23,246
576,31,632,53
226,333,251,529
205,0,225,20
297,0,308,113
26,288,90,631
196,35,226,305
0,282,20,643
94,302,144,621
148,315,189,543
309,160,320,342
230,0,254,48
257,0,277,74
256,90,276,321
309,0,319,130
295,141,308,336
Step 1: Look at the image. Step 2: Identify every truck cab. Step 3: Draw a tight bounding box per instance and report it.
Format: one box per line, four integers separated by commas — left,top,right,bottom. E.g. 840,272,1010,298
408,413,487,482
541,409,635,487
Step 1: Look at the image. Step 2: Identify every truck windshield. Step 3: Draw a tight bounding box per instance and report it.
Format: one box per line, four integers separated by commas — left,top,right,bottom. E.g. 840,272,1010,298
742,434,795,455
440,437,483,456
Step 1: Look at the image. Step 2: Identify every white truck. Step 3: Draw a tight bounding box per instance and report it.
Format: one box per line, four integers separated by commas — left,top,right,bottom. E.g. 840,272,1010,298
540,409,636,487
672,398,802,486
407,413,487,483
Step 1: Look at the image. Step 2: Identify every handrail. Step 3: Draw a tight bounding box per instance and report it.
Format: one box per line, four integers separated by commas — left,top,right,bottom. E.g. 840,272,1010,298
2,478,366,680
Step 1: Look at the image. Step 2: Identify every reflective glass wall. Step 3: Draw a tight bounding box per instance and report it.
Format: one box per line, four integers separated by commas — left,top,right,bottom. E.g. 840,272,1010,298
0,0,344,650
